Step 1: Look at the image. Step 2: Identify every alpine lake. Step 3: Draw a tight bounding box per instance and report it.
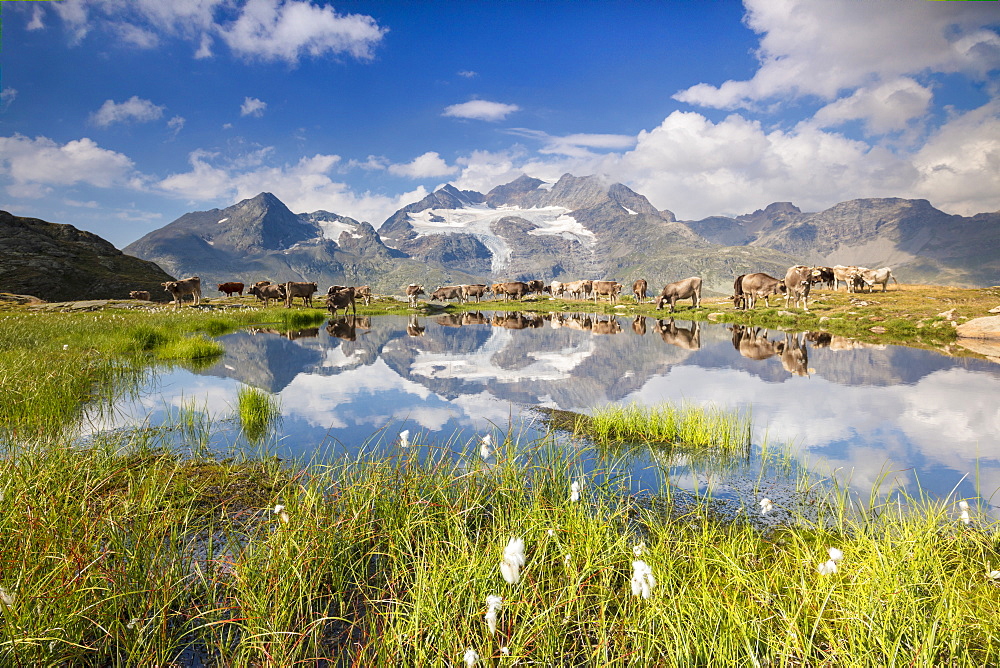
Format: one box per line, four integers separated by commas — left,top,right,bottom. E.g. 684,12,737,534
86,299,1000,519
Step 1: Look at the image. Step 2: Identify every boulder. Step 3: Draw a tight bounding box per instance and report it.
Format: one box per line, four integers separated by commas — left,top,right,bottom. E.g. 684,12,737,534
956,316,1000,340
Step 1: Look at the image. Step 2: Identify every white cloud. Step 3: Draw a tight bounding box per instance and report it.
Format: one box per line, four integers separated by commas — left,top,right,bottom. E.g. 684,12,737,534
91,96,165,127
240,96,267,117
0,134,136,197
0,88,15,110
811,78,934,135
457,70,477,78
167,115,186,135
443,100,520,122
27,5,45,31
674,0,1000,111
114,22,159,48
195,33,213,58
388,152,458,179
158,149,429,224
219,0,387,63
508,128,637,158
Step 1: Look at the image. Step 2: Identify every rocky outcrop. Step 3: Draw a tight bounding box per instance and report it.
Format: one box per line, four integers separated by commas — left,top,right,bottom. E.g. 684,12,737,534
0,210,175,302
956,316,1000,340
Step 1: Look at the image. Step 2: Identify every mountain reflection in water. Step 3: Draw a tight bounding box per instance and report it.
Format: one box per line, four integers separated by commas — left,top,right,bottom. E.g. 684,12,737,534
103,313,1000,508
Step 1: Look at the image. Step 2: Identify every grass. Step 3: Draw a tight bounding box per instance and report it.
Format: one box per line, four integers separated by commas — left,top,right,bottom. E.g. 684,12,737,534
237,385,281,444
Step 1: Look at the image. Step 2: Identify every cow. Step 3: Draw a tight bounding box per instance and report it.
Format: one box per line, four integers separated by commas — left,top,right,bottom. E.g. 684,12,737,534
325,286,357,317
656,319,701,350
549,281,566,298
783,265,814,311
832,265,867,292
632,278,648,303
253,280,272,289
632,314,647,336
162,276,202,308
857,267,898,293
354,285,373,306
809,267,835,290
461,284,489,303
284,281,318,308
732,273,784,310
593,281,623,304
129,290,150,301
655,277,702,312
493,281,529,301
250,283,286,307
526,279,546,296
430,285,465,303
563,280,593,300
406,284,425,307
217,282,245,297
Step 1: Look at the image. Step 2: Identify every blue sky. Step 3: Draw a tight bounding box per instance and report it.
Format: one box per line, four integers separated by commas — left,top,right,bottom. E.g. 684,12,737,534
1,0,998,248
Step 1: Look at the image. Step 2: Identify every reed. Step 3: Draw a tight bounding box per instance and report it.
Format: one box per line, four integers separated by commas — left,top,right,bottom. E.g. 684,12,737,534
236,385,281,444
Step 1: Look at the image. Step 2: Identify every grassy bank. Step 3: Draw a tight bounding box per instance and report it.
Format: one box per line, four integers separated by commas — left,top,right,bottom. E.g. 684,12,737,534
1,431,999,666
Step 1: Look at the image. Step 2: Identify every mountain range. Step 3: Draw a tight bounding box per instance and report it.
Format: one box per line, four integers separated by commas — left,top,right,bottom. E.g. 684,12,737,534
6,173,997,302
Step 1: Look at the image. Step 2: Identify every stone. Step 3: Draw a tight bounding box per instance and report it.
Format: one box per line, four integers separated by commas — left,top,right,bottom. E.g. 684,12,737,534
956,316,1000,340
707,313,723,322
938,308,957,320
870,326,887,334
989,305,1000,314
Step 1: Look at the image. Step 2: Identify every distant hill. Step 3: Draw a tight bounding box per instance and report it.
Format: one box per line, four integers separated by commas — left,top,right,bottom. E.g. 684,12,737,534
0,210,175,302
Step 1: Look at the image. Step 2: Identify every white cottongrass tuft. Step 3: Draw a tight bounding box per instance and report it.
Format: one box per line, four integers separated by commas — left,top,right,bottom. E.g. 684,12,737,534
827,547,844,563
62,344,69,350
546,528,555,537
500,537,526,584
463,647,479,667
818,547,843,575
485,594,502,634
479,434,492,459
0,586,13,607
500,647,510,655
273,504,289,524
959,500,971,525
563,553,571,567
399,429,410,448
988,570,1000,581
633,542,646,557
759,497,774,515
570,479,581,502
630,559,656,598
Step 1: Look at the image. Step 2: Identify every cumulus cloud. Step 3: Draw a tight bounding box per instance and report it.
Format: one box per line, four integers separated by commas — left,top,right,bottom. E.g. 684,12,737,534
27,5,45,31
240,96,267,117
218,0,388,63
674,0,1000,112
158,148,428,224
388,152,458,179
91,96,165,127
45,0,386,64
508,128,636,158
0,134,136,198
167,115,186,135
443,100,520,122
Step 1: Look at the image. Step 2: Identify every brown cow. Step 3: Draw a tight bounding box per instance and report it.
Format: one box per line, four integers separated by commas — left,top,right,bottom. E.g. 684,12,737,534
284,281,318,308
563,279,593,300
549,281,565,298
129,290,150,301
656,319,701,350
593,281,623,304
493,281,529,301
832,265,866,292
326,286,357,317
461,284,489,303
250,283,285,307
162,276,202,308
783,265,814,311
733,273,784,310
354,285,373,306
857,267,898,293
430,285,465,303
526,279,546,296
217,282,245,297
406,284,425,307
655,277,702,312
632,278,648,303
809,267,835,290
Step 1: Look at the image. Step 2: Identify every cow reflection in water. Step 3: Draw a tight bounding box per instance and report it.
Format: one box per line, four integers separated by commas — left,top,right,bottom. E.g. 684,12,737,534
632,315,647,336
549,313,592,331
246,327,319,341
591,317,622,335
434,314,464,328
462,312,489,326
325,315,370,342
656,319,701,350
730,326,809,376
492,312,544,330
406,315,425,337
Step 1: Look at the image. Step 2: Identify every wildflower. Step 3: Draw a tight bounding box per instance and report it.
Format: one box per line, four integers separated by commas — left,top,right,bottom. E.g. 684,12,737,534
546,529,555,537
630,560,656,598
988,570,1000,581
563,553,571,567
818,546,843,575
0,587,13,607
62,344,69,350
399,430,410,447
500,537,525,584
570,479,581,503
959,500,971,525
827,547,844,563
500,647,510,655
480,434,492,459
633,542,646,557
464,647,479,667
485,594,502,634
759,497,774,515
273,504,289,523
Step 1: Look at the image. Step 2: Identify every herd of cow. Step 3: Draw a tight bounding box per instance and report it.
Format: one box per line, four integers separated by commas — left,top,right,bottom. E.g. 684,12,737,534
134,262,896,316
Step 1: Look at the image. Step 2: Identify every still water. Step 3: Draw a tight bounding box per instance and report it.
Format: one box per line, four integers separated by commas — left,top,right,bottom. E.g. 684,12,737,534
94,312,1000,512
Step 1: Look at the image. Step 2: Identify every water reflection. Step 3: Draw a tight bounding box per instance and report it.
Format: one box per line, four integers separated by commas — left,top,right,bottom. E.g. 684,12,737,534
97,313,1000,508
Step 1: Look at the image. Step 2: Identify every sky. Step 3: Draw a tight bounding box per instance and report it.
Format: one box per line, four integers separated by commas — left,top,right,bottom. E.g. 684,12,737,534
1,0,998,249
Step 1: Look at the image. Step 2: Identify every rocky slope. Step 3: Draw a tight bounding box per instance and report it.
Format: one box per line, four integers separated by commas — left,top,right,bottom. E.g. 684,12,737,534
0,210,175,301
